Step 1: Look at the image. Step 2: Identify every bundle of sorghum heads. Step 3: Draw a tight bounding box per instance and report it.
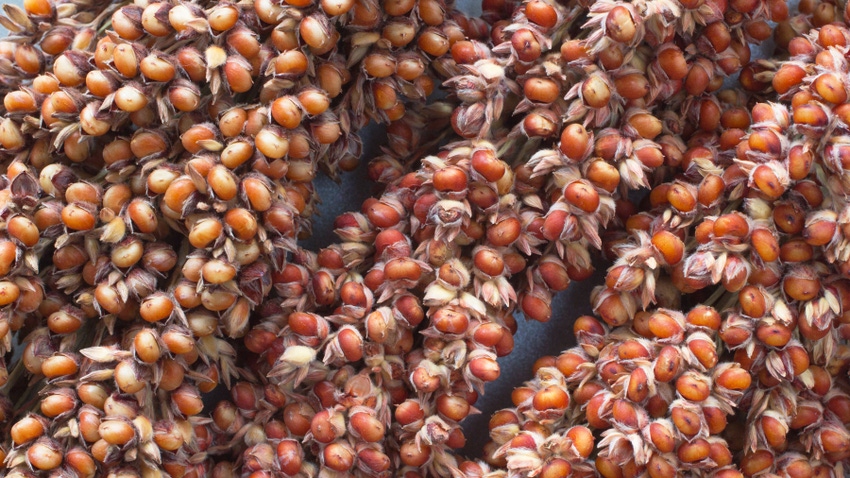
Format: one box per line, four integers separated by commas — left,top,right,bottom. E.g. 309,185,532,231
0,0,849,475
467,2,850,477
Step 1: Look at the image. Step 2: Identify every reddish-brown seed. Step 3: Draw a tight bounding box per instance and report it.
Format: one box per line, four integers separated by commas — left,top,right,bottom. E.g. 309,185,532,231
434,394,471,422
671,407,701,437
0,281,20,307
11,416,45,445
657,47,688,80
323,442,354,472
738,285,766,317
585,393,610,429
626,368,649,403
564,181,600,213
814,72,847,103
349,412,385,442
703,406,728,435
41,354,78,378
524,0,557,27
651,230,684,265
581,75,611,108
399,441,430,467
559,124,590,161
686,306,721,330
605,5,636,43
433,166,468,193
741,449,774,476
532,386,569,412
486,217,521,247
276,439,303,475
559,426,591,460
140,294,174,322
752,165,785,198
759,415,787,449
784,275,820,302
774,202,805,234
688,338,719,369
755,322,792,348
648,312,682,340
611,399,639,430
678,438,711,463
65,447,96,477
468,356,500,382
99,419,136,445
772,64,806,94
27,438,63,470
676,372,711,401
648,422,675,453
751,228,779,262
